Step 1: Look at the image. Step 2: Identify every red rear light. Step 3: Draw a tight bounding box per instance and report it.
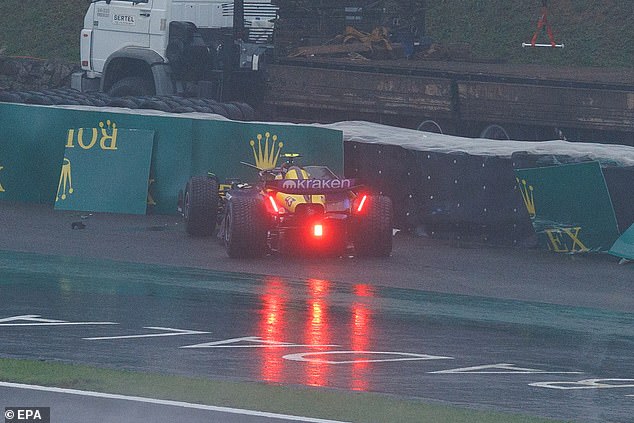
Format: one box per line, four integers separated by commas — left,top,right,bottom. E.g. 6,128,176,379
356,195,368,213
313,224,324,237
267,194,280,214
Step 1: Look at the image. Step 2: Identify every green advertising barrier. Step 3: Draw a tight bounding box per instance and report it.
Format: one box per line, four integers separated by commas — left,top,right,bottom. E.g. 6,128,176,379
0,105,69,203
191,120,344,182
610,224,634,261
0,103,344,215
0,104,193,213
56,111,193,214
54,126,155,214
514,161,620,253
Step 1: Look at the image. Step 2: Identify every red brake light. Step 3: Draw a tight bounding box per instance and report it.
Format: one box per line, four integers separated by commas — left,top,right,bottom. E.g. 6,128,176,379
356,195,368,213
313,224,324,237
267,195,280,214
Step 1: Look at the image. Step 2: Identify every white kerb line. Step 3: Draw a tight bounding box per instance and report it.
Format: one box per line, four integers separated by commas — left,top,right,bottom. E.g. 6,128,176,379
0,381,351,423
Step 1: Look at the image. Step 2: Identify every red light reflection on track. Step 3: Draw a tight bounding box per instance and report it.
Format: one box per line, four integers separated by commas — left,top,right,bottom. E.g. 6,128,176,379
257,278,376,391
305,279,331,387
258,277,287,383
351,284,375,391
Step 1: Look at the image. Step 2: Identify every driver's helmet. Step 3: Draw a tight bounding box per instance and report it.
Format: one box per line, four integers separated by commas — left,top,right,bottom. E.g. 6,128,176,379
284,165,310,180
278,153,304,178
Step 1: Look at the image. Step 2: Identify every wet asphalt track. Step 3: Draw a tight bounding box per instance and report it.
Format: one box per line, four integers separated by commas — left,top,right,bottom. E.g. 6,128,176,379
0,203,633,422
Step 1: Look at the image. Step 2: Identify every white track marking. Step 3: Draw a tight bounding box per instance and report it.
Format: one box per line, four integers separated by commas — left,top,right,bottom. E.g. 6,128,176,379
181,336,338,349
430,363,583,374
84,327,210,340
283,351,453,364
0,381,351,423
0,315,116,326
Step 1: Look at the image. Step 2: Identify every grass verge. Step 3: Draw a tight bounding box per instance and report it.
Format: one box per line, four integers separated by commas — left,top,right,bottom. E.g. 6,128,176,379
1,1,632,67
0,358,563,423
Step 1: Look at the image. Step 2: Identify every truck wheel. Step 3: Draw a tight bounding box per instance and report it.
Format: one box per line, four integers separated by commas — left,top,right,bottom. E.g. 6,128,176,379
106,97,139,108
353,195,393,257
224,197,267,258
184,176,219,236
109,76,155,97
416,119,443,134
231,102,256,121
221,103,243,120
139,99,171,112
480,124,510,140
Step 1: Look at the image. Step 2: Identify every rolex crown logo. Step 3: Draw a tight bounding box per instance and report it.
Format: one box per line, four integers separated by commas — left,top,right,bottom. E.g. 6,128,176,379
99,119,118,150
250,132,283,170
56,158,74,201
516,177,536,218
100,119,117,135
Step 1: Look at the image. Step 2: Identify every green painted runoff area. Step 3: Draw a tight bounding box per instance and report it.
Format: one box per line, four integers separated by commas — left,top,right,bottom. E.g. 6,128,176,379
1,250,632,337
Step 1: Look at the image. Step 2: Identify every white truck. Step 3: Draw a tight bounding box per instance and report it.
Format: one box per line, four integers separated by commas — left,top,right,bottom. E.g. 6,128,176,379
72,0,277,101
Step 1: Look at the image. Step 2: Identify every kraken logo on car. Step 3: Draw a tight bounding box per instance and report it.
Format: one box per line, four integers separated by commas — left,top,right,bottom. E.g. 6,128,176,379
516,177,536,218
0,165,4,192
56,158,74,201
282,180,297,190
249,132,283,170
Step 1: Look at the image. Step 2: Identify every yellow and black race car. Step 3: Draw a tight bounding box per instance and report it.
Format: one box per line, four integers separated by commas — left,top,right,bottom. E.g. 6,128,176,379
179,154,393,258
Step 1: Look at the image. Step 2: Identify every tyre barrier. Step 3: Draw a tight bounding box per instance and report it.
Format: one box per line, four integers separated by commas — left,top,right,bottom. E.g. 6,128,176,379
342,127,634,247
345,142,536,246
0,88,257,121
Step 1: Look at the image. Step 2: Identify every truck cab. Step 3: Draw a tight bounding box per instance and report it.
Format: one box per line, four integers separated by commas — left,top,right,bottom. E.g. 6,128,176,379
74,0,276,100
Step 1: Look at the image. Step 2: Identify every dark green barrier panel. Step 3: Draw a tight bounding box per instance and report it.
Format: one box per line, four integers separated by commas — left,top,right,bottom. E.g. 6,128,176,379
191,120,344,182
610,224,634,261
54,128,155,215
76,113,192,215
514,161,620,253
44,110,193,215
0,103,193,214
0,104,68,203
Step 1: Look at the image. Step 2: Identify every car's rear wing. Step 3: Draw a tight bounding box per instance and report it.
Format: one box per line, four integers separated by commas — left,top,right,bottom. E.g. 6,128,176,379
265,178,362,194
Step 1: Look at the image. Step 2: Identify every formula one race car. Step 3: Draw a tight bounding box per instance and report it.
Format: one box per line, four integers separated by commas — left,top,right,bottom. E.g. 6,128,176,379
178,154,393,258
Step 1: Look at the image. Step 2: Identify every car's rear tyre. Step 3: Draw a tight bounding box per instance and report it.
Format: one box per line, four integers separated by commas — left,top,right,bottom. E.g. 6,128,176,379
353,195,393,257
184,176,218,236
224,197,267,258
